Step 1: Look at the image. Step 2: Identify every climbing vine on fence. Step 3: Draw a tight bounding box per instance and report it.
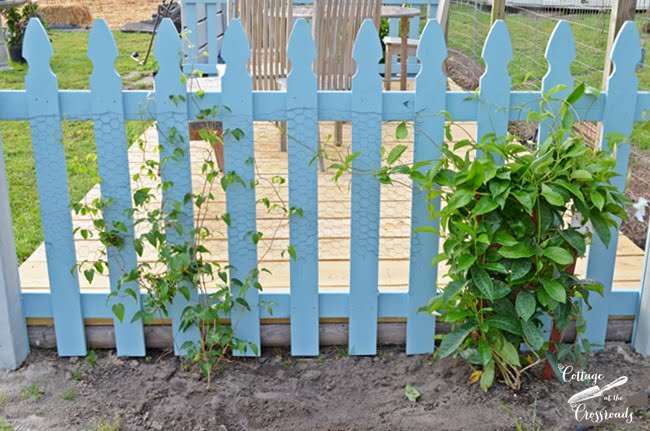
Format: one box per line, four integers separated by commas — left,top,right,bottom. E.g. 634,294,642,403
72,92,300,384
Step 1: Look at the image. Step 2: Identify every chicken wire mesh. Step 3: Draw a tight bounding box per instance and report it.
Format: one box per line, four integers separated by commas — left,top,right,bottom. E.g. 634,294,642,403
446,0,650,248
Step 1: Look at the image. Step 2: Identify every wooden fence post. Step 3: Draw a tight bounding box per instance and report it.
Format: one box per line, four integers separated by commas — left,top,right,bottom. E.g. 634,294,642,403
0,136,29,370
602,0,636,89
491,0,506,24
633,221,650,355
436,0,451,42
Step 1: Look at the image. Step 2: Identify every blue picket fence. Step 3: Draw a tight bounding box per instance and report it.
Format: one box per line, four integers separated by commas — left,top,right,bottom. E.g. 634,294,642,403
0,16,649,364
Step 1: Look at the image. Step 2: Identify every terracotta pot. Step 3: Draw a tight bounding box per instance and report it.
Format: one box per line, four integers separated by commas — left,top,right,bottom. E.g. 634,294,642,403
8,45,25,63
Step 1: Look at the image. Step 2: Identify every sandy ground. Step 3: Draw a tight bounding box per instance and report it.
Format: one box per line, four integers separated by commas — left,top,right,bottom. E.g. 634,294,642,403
39,0,160,29
0,343,648,430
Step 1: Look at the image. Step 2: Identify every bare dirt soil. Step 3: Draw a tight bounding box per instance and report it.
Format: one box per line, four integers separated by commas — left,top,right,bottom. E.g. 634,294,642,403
0,343,647,430
39,0,160,29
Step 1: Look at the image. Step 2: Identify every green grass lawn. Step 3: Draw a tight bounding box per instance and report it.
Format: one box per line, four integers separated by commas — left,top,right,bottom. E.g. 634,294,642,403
1,30,156,263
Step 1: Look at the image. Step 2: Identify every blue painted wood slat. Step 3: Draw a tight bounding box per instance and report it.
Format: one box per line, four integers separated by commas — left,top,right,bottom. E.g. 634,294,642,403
153,19,201,354
477,20,512,149
584,22,642,345
349,20,383,355
23,18,87,356
538,20,575,146
406,19,446,355
535,21,577,344
0,133,30,369
88,19,146,357
221,19,261,356
286,19,320,356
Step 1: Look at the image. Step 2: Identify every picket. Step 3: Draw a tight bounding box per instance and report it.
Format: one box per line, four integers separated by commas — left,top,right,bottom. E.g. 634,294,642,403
153,19,201,354
0,133,29,369
221,19,261,356
477,20,512,148
348,20,383,355
584,22,642,344
286,19,320,356
0,18,648,367
88,19,146,357
539,20,575,145
406,19,446,355
23,18,87,356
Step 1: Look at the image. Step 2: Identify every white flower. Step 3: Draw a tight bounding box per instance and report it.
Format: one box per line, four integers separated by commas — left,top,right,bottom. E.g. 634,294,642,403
633,197,648,222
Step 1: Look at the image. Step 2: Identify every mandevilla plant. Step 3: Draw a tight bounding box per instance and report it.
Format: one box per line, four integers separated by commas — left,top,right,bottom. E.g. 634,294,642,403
73,92,295,384
387,84,629,391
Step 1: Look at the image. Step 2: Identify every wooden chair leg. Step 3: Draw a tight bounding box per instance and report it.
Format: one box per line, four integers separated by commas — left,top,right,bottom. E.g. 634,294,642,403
278,121,287,152
317,142,326,173
384,45,392,91
334,121,343,147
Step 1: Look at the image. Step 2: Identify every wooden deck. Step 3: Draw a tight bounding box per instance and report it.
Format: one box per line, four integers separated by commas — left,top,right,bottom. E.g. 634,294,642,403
18,116,646,296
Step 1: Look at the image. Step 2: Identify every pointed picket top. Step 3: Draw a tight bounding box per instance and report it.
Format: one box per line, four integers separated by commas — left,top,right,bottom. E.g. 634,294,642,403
23,18,54,73
416,19,447,81
288,19,316,78
221,19,251,75
608,21,642,85
154,19,183,74
481,20,512,69
352,19,383,79
543,20,575,84
88,18,119,73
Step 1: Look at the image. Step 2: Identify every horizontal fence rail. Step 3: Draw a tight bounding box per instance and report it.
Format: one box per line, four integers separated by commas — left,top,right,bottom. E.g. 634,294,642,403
0,16,648,363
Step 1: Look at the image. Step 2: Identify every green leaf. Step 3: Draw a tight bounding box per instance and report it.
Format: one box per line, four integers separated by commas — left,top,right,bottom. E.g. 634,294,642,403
387,144,408,164
486,314,521,335
498,243,534,259
446,189,474,213
480,360,495,392
478,339,492,366
541,183,565,206
521,320,544,350
570,169,593,181
470,266,494,300
438,323,477,358
590,212,611,247
430,252,448,267
442,279,466,304
493,231,518,247
590,190,605,211
508,259,532,282
559,229,586,256
112,303,125,323
566,83,585,106
457,254,476,271
405,384,421,402
515,291,536,321
542,279,566,304
474,196,499,216
395,122,408,140
512,188,536,214
498,341,521,367
542,247,574,265
84,269,95,284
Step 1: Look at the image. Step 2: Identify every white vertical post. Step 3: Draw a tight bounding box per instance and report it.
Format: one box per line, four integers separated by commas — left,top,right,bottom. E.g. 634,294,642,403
633,220,650,355
0,136,29,369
